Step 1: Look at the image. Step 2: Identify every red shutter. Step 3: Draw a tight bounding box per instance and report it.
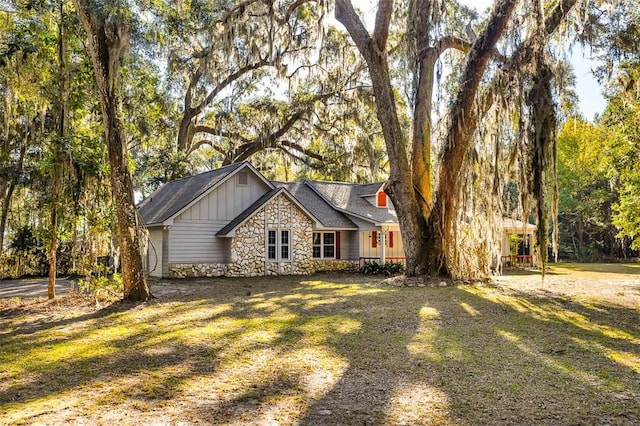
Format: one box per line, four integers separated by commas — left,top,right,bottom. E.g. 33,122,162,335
372,231,377,248
335,231,341,259
389,231,394,248
377,191,387,207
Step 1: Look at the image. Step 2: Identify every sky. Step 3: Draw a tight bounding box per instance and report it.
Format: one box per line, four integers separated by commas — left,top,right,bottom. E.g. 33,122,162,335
346,0,608,121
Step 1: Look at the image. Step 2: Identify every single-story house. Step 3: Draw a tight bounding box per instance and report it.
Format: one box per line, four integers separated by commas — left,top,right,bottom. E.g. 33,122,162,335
137,162,404,278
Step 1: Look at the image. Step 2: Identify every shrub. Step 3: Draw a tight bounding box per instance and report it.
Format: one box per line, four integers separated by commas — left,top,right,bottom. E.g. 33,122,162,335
78,273,122,302
360,260,405,276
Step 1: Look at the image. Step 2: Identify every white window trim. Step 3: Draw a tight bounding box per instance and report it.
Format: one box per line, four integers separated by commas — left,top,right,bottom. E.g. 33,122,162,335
313,231,336,259
267,228,291,262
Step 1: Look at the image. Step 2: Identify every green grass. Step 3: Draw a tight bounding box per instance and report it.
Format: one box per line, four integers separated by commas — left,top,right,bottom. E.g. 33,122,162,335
549,262,640,275
0,272,638,425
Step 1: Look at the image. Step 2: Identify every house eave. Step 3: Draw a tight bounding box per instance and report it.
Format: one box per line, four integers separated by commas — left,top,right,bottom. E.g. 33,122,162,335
313,225,359,231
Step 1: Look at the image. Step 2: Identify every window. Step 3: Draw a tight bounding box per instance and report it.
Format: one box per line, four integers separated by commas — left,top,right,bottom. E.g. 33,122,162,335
267,229,290,261
267,230,277,260
313,233,321,258
377,191,387,207
313,232,336,259
281,230,290,260
323,233,335,258
237,171,248,186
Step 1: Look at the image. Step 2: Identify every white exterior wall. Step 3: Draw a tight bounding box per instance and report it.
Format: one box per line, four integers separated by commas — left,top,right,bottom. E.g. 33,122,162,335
359,227,404,261
169,171,270,264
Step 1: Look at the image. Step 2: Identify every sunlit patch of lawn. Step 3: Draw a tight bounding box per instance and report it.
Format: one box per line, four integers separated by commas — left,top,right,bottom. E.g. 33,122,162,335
549,262,640,276
0,272,638,425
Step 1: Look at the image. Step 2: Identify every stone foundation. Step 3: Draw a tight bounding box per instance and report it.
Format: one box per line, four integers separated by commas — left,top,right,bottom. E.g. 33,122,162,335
309,259,359,273
168,259,358,278
169,263,226,278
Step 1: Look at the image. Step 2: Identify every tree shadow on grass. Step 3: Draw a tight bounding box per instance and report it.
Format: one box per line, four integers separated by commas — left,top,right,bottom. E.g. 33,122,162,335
295,282,640,425
1,275,638,425
0,299,139,338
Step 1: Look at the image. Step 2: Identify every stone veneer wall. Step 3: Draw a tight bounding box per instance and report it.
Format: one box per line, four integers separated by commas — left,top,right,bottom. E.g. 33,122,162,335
169,263,226,278
226,207,266,277
169,193,324,278
308,259,359,272
262,194,315,276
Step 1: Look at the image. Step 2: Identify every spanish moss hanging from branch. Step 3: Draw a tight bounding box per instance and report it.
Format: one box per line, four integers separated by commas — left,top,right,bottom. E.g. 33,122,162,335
526,0,559,277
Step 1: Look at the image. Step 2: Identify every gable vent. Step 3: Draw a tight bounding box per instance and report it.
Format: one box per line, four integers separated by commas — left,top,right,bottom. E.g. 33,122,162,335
237,171,248,186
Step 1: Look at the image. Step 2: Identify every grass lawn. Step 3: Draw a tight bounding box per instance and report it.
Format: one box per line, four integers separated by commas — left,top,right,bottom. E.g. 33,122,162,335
1,265,638,425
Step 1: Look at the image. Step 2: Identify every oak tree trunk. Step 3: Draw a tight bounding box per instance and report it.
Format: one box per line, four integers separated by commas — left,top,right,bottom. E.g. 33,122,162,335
337,0,431,275
72,0,150,301
0,144,26,258
337,0,574,277
337,0,517,276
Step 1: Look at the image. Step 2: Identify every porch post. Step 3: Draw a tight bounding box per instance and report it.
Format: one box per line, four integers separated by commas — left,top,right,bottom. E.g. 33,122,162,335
380,230,386,264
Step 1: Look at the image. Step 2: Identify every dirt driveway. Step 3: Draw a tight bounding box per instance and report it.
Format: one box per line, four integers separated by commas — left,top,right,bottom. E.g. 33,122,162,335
0,277,76,299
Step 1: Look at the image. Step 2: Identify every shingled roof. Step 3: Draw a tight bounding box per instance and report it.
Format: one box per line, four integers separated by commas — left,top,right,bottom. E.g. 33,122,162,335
138,162,245,226
138,161,399,229
305,180,398,225
216,187,321,236
274,182,358,229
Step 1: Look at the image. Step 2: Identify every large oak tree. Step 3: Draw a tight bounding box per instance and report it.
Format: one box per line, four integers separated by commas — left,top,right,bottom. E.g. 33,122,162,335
336,0,581,277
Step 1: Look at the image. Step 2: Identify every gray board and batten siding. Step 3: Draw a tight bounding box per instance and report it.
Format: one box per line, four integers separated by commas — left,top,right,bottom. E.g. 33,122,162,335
169,169,271,264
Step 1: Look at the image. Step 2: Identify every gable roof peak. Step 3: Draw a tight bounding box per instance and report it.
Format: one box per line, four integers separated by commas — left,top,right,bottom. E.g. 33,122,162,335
138,161,268,226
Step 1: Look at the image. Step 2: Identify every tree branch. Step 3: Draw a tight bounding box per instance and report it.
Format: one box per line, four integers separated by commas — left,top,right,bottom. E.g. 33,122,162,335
278,146,321,168
193,58,272,116
216,0,263,24
373,0,393,51
192,125,250,143
188,139,227,156
279,0,318,24
280,140,324,161
434,35,473,56
335,0,373,61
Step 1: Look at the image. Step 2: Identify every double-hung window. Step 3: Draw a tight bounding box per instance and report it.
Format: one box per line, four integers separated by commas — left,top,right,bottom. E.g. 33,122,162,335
312,232,335,259
280,230,290,260
267,229,290,261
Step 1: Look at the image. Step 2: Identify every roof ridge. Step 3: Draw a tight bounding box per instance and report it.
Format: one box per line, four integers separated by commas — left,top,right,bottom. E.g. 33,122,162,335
166,162,244,184
305,179,384,186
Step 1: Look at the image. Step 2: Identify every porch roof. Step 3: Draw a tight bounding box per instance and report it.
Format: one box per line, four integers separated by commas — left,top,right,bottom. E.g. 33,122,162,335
502,218,537,234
